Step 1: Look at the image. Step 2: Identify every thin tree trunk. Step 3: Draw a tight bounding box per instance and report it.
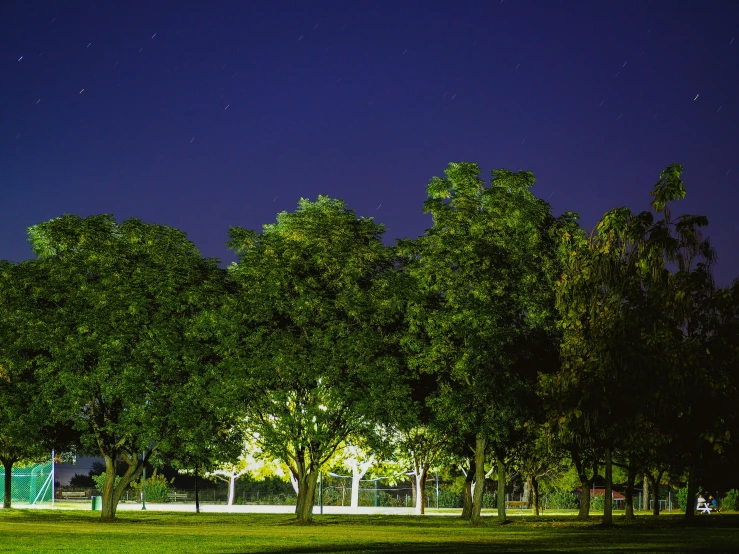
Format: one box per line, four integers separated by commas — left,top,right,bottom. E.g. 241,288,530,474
228,471,236,506
496,458,507,523
194,466,200,514
624,465,636,520
350,463,361,512
603,447,613,526
461,460,475,519
685,464,697,521
471,434,486,524
414,467,427,515
2,458,15,509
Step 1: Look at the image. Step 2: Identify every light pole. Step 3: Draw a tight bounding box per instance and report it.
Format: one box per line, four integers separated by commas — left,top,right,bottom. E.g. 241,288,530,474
141,452,147,510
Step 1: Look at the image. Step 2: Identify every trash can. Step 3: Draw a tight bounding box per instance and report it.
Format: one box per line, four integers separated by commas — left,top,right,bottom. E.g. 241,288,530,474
91,496,102,511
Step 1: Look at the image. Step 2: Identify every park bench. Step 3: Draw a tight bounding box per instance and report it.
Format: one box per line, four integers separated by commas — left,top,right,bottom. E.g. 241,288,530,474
697,501,719,514
60,491,87,499
167,491,189,502
506,500,528,512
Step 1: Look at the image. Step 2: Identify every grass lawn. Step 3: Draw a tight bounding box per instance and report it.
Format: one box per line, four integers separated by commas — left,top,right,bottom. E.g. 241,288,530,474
2,510,739,553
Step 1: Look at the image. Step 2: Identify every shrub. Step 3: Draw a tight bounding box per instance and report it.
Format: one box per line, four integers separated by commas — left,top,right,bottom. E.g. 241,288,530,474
437,489,461,509
545,491,579,510
92,472,121,493
590,494,604,511
676,487,688,511
723,490,739,511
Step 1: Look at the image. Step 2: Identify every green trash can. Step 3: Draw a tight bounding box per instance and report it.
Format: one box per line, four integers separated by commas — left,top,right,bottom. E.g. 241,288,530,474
91,496,102,511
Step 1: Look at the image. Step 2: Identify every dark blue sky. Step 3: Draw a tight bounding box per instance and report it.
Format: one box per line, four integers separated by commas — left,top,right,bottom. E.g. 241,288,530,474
2,0,738,285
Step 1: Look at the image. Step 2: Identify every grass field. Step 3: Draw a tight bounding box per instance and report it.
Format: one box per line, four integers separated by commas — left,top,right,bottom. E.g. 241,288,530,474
2,510,739,553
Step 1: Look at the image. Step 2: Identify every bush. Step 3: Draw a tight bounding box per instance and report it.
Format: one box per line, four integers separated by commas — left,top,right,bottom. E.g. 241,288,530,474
437,489,461,509
676,487,688,511
590,494,604,511
723,490,739,511
545,491,579,510
92,472,121,493
482,492,496,509
141,474,172,503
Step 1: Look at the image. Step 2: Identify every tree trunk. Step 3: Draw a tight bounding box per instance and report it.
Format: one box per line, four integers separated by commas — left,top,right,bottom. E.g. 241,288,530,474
2,457,15,509
529,475,540,516
496,458,507,523
296,469,319,523
471,435,486,524
414,467,427,515
350,466,361,512
410,478,417,509
623,465,636,520
685,464,697,521
603,447,613,526
100,455,118,521
649,471,663,516
461,460,475,519
572,450,595,520
228,471,236,506
194,466,200,514
643,474,649,511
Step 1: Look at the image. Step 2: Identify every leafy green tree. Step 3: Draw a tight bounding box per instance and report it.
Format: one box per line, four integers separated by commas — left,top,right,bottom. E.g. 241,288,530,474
401,162,562,524
26,214,226,520
548,163,715,524
0,260,73,508
223,197,408,523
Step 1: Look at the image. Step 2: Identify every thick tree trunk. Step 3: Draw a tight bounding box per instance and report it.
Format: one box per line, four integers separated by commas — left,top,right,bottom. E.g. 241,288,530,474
101,455,118,521
471,434,486,524
579,484,592,520
529,475,540,516
99,451,145,521
643,474,649,511
410,478,417,509
624,465,636,520
194,466,200,514
603,447,613,526
2,457,15,509
461,460,475,519
649,471,663,516
496,458,507,523
296,470,319,522
572,451,595,520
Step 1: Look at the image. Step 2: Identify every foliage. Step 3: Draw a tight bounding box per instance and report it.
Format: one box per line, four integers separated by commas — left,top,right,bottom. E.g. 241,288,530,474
723,490,739,511
544,491,579,510
401,162,562,521
222,196,409,521
25,214,229,520
676,487,689,511
131,474,173,503
93,473,122,494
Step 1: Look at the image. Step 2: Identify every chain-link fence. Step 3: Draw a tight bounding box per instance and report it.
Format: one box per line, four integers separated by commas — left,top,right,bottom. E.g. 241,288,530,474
0,459,54,505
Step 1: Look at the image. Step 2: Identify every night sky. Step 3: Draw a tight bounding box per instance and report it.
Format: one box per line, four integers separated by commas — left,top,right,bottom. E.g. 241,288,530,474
2,0,738,288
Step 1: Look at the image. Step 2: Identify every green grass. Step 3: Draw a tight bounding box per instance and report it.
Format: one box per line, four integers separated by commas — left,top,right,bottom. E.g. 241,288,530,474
2,510,739,553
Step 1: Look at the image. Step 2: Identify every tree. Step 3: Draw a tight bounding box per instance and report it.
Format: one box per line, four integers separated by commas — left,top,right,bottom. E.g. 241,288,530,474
27,214,226,520
548,163,715,524
0,260,73,508
401,162,562,524
222,197,408,523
